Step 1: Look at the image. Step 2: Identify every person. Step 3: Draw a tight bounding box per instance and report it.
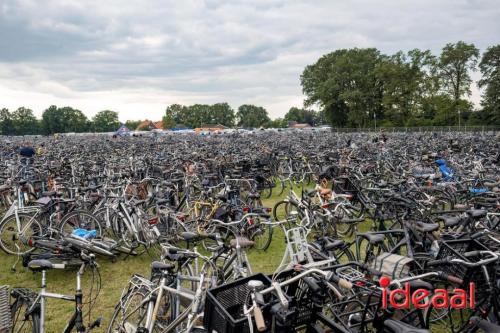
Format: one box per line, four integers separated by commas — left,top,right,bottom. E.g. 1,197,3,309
19,142,36,158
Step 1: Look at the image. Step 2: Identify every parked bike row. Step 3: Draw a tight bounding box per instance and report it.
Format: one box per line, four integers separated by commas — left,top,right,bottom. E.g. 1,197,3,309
0,130,498,332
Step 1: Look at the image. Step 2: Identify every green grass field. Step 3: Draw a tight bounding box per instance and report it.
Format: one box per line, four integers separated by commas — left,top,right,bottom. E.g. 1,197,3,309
0,186,453,332
0,186,312,331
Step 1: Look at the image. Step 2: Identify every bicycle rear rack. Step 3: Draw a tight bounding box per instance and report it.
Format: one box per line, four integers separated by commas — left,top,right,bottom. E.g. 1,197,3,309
285,227,313,265
0,285,12,332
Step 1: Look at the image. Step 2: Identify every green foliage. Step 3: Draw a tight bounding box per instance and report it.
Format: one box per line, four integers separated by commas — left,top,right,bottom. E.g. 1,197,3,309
283,107,318,126
11,107,40,135
376,49,437,126
41,105,89,134
301,48,384,128
301,43,495,128
268,117,287,128
92,110,120,132
438,41,479,124
124,120,142,130
0,108,14,135
164,103,235,128
478,45,500,125
236,104,271,128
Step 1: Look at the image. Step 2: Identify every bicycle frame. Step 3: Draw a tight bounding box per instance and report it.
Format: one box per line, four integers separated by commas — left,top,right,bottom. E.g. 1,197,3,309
20,266,86,333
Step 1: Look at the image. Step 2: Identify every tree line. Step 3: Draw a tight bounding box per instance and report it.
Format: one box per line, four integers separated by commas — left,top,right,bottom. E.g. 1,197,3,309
162,103,322,129
0,107,122,135
301,42,500,127
1,41,498,135
0,103,319,136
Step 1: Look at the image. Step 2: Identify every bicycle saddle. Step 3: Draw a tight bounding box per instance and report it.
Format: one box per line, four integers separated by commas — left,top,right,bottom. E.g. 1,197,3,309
247,192,260,199
324,239,345,251
181,232,202,242
230,237,255,249
466,209,487,218
28,259,54,271
362,233,385,245
151,261,174,271
440,216,464,228
414,222,439,233
383,319,430,333
469,317,500,333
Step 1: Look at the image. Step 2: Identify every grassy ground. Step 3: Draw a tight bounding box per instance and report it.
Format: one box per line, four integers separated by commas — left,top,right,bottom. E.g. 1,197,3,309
0,185,452,332
0,184,317,331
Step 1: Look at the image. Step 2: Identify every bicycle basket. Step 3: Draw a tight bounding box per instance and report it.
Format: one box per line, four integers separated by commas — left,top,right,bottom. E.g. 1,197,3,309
269,268,329,328
204,273,272,333
0,286,12,332
435,238,488,280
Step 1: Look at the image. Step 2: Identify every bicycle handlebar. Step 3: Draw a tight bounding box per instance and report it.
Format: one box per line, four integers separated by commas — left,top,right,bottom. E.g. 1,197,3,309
427,251,499,268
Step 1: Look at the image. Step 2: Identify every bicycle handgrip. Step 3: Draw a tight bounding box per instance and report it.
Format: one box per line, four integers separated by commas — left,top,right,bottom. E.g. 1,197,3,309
337,278,353,290
303,276,321,293
427,259,447,266
446,275,464,285
463,251,480,258
470,232,484,240
254,305,266,332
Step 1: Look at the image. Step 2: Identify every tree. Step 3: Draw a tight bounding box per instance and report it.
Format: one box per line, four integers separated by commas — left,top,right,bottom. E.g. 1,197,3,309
92,110,120,132
236,105,270,128
41,106,88,134
438,41,479,125
283,107,318,126
478,45,500,125
268,118,287,128
209,103,235,127
162,111,176,129
186,104,210,128
164,104,188,126
0,108,14,135
301,48,384,128
11,107,39,135
376,49,437,126
124,120,141,130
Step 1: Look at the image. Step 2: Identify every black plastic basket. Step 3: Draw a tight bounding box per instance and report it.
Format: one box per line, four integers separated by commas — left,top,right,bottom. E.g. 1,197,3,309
332,176,369,206
333,177,359,195
204,273,272,333
269,269,326,328
435,238,488,280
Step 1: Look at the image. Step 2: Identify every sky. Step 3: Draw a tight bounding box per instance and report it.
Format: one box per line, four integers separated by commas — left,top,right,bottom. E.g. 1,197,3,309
0,0,499,122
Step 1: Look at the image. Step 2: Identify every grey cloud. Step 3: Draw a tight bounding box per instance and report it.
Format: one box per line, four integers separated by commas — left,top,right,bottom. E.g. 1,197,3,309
0,0,499,118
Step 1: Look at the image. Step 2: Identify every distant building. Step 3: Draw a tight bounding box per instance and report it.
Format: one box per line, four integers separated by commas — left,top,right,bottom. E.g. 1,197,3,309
171,124,188,131
195,124,228,133
288,121,312,129
135,120,163,131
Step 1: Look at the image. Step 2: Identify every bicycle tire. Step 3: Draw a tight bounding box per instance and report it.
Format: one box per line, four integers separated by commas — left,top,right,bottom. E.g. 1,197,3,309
0,212,42,255
59,210,103,237
10,289,40,333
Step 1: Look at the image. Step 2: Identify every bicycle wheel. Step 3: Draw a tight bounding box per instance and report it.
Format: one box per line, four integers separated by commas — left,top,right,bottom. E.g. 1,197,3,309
59,210,102,237
0,213,42,255
93,207,120,239
260,179,273,199
356,237,388,266
10,290,40,333
273,200,303,228
107,286,160,333
247,216,273,250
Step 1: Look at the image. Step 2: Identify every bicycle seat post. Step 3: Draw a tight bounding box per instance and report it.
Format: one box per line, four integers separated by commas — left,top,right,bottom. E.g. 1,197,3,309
40,269,47,333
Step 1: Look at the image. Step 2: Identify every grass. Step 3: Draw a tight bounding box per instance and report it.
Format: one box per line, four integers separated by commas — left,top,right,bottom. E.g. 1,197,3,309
0,184,310,331
0,184,450,332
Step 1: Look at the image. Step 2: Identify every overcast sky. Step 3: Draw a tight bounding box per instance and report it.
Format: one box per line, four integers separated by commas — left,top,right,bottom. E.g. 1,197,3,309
0,0,499,121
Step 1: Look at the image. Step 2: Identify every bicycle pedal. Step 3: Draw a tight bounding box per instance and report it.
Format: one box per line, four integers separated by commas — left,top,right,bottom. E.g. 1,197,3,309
89,316,102,329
